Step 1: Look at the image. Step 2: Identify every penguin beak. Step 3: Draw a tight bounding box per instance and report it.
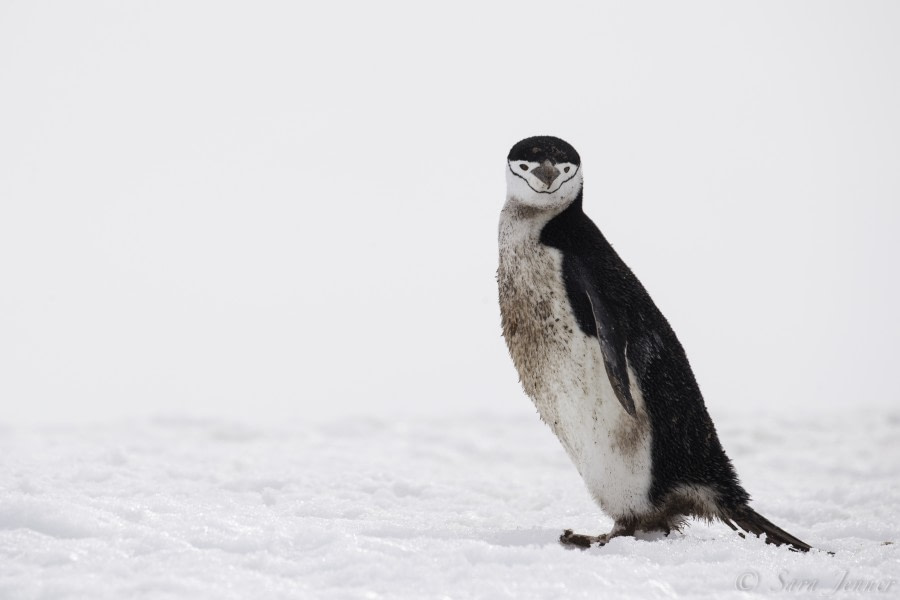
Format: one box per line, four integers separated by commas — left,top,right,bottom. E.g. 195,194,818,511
532,159,561,187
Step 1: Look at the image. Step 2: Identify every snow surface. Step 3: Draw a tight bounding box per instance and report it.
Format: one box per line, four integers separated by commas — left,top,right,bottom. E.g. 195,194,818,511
1,407,898,599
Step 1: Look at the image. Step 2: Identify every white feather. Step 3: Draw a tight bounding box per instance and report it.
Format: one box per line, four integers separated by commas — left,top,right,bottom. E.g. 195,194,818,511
498,166,653,520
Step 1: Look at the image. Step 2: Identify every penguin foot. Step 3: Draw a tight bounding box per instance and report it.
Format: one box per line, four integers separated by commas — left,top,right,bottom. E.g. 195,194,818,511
560,529,606,548
559,520,637,549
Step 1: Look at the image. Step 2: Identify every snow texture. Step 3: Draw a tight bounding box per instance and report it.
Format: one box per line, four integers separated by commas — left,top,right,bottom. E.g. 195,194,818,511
1,407,898,599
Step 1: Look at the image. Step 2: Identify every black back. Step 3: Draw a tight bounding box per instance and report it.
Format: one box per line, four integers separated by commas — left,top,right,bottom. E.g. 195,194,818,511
540,194,750,510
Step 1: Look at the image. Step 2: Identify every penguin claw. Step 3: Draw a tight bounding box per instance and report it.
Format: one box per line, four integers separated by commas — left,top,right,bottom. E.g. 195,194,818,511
559,529,607,549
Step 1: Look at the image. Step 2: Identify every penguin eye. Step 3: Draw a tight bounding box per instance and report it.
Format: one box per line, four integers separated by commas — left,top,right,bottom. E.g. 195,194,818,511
519,164,529,171
564,166,571,173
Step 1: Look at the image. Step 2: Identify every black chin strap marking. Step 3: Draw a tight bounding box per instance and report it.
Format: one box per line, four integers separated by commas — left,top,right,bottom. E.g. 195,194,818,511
507,162,580,194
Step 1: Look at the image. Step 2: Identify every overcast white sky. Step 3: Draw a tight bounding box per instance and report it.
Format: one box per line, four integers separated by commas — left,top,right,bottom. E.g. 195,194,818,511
1,1,898,426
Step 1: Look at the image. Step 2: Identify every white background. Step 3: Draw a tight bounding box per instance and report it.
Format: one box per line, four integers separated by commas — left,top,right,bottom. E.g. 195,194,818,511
2,1,898,426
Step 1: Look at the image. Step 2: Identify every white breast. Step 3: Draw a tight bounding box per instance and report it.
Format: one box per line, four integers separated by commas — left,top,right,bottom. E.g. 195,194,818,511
498,207,653,520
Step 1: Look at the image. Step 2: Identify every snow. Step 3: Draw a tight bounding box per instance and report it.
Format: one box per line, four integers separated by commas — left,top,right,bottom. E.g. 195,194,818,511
1,406,897,599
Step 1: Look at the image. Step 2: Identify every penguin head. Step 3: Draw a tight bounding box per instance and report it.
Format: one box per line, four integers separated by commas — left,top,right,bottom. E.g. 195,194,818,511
506,135,582,213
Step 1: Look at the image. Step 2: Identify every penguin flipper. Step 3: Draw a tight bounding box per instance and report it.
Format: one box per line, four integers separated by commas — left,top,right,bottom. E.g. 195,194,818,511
584,289,636,417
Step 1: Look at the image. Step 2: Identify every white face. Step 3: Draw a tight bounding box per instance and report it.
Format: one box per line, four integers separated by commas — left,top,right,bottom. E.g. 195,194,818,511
505,159,583,214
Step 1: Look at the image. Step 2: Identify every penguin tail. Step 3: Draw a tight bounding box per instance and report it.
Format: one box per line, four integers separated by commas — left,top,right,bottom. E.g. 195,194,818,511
723,505,812,552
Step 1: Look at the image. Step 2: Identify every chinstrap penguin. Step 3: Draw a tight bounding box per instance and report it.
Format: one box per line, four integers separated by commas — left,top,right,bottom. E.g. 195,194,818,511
497,135,812,552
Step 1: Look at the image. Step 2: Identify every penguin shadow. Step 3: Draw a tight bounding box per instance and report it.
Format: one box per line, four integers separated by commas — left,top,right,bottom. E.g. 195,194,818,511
481,528,569,548
357,525,678,550
358,526,564,548
556,528,673,551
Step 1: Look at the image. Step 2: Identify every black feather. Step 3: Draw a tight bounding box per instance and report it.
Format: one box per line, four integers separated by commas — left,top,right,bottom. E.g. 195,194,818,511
725,506,812,552
540,191,751,510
